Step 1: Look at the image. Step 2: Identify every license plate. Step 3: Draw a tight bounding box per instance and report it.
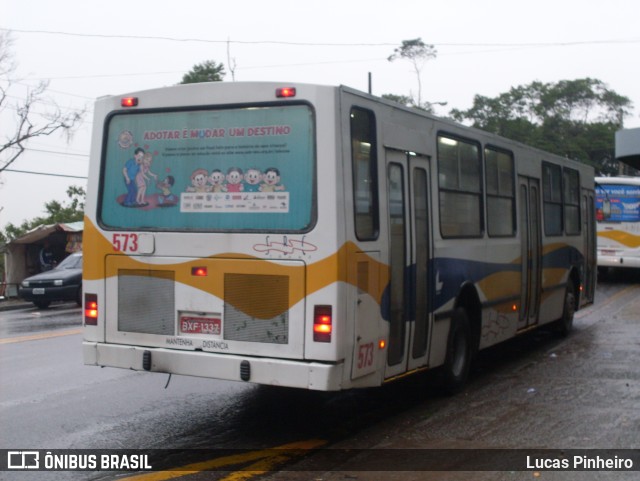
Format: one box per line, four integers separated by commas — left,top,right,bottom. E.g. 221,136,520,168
179,315,221,336
33,288,45,295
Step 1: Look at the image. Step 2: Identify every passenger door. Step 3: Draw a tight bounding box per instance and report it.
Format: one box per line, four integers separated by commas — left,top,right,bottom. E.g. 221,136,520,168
518,176,542,329
581,189,596,304
385,150,433,378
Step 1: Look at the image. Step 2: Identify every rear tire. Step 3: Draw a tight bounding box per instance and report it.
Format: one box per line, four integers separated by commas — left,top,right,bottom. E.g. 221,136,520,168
555,283,576,337
441,307,473,395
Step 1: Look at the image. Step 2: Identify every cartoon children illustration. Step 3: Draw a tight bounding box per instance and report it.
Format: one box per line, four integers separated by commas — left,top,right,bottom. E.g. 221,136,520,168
156,175,178,206
244,168,262,192
226,167,244,192
209,169,227,193
122,147,145,207
135,152,158,206
186,168,210,193
260,167,285,192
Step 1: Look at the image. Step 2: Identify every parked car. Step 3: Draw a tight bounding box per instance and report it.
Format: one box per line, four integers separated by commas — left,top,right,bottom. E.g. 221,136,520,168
19,252,82,309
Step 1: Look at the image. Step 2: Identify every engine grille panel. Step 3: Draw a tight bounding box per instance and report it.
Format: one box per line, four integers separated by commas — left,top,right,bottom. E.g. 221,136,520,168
224,273,289,344
118,269,175,335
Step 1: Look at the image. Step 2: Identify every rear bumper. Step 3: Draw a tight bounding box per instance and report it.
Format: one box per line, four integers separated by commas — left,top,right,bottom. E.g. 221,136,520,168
83,342,344,391
597,255,640,268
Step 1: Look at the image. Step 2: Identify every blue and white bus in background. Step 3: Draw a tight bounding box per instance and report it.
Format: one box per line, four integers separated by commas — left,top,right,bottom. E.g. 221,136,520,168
595,176,640,271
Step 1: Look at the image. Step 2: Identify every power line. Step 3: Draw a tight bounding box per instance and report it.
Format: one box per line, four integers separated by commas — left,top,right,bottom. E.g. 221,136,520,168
23,60,384,80
21,70,183,81
2,168,87,179
14,82,96,101
4,144,89,159
7,28,639,85
3,27,640,48
5,93,89,115
2,28,398,47
24,147,88,158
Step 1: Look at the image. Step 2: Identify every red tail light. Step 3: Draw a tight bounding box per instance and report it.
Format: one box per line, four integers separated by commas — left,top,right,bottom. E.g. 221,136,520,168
191,266,208,277
313,305,332,342
84,293,98,325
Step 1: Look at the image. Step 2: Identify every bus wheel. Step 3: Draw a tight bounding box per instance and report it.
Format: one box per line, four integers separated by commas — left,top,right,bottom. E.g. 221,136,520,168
441,308,472,395
555,284,576,337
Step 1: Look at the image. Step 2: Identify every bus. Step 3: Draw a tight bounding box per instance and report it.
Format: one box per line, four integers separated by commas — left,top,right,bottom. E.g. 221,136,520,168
595,176,640,271
83,82,596,393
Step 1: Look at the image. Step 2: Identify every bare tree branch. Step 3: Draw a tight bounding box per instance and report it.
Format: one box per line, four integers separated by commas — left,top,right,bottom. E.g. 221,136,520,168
0,31,84,174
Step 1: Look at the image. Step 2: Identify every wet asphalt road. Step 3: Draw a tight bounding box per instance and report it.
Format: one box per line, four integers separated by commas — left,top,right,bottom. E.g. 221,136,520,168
1,272,639,480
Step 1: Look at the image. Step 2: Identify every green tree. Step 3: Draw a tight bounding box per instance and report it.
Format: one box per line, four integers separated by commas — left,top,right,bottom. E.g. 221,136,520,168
1,186,85,242
450,78,632,175
381,93,414,107
180,60,226,84
387,38,437,109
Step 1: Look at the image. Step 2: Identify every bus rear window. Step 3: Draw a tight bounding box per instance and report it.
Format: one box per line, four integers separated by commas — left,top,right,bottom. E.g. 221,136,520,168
596,183,640,222
99,105,315,232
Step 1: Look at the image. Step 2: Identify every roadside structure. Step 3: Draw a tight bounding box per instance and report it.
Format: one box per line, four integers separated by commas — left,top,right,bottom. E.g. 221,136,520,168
0,222,83,298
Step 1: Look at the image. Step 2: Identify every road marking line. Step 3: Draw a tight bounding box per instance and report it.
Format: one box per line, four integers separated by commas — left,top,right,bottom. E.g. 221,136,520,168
576,284,637,319
121,439,327,481
0,328,82,345
217,452,303,481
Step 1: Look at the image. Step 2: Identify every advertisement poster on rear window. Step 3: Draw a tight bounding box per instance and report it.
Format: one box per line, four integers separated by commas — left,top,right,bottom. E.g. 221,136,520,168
596,184,640,222
100,105,314,231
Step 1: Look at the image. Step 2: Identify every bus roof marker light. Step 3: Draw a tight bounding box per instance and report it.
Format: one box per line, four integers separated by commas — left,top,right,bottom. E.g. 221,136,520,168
276,87,296,98
121,97,139,107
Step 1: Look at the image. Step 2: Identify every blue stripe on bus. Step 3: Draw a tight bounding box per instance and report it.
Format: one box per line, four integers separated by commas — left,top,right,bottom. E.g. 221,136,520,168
379,245,583,322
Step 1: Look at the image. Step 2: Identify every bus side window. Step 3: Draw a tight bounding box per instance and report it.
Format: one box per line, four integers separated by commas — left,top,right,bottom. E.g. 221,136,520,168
563,168,581,235
542,162,563,236
437,134,483,238
485,146,516,237
350,108,379,240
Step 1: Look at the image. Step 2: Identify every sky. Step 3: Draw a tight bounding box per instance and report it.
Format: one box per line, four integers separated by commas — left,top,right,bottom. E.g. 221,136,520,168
1,0,639,230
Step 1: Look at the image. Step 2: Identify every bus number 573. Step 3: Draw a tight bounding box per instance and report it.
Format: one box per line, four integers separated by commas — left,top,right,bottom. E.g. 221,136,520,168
357,342,375,370
112,233,139,253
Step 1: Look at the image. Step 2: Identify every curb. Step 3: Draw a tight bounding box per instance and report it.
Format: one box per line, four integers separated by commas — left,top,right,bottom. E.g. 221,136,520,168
0,301,34,312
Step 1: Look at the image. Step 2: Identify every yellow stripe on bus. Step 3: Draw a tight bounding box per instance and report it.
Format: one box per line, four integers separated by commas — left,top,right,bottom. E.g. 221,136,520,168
83,217,581,317
597,230,640,248
82,217,390,308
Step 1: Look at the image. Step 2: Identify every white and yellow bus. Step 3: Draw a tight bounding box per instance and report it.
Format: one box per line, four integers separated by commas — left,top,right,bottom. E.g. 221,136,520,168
83,82,596,393
595,176,640,271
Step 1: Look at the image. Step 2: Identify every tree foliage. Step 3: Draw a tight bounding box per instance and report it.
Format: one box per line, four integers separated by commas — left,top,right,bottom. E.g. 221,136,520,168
450,78,633,175
180,60,226,84
0,186,85,244
0,32,84,174
381,93,414,107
